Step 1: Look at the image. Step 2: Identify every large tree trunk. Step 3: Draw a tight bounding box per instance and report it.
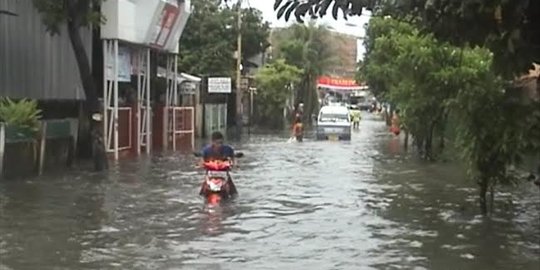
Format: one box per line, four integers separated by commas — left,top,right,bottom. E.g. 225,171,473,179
305,75,316,127
438,113,448,152
425,123,436,161
489,183,495,215
404,129,409,150
66,2,108,171
478,176,489,215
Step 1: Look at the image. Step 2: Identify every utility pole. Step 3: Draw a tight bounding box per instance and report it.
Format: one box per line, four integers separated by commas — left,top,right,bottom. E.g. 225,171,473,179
235,0,243,140
248,87,255,135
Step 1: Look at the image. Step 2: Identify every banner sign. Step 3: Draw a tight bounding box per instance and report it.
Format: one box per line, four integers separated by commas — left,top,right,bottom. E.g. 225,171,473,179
148,3,180,49
317,76,359,87
105,45,132,82
208,77,232,94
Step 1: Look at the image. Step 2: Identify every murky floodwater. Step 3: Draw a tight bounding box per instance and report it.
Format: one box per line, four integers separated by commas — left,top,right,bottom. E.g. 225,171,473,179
1,115,539,270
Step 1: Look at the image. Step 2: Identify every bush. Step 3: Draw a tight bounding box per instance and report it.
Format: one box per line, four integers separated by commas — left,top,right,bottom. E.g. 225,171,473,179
0,98,42,132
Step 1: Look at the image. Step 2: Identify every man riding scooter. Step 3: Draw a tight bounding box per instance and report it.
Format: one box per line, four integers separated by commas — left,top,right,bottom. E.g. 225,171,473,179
199,131,238,197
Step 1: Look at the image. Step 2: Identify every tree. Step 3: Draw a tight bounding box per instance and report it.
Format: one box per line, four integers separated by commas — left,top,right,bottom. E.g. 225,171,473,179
449,47,525,214
361,16,538,214
357,16,415,100
178,0,270,76
274,0,540,78
33,0,108,171
241,7,271,61
378,0,540,78
254,59,303,128
363,18,461,160
273,23,337,124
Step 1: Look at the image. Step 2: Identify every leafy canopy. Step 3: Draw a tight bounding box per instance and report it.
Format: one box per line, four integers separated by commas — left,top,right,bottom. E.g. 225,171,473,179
178,0,270,76
271,23,337,122
254,59,303,127
361,17,539,212
362,17,473,158
32,0,105,34
275,0,540,77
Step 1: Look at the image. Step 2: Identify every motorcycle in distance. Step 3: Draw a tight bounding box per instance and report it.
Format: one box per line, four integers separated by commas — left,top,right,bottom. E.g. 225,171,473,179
193,152,244,204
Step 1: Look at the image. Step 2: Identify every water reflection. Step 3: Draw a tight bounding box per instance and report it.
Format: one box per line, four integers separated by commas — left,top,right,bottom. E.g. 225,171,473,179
0,117,538,270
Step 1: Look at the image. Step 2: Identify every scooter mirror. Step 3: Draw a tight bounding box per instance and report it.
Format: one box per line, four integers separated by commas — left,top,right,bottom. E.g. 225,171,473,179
193,152,202,157
234,152,244,158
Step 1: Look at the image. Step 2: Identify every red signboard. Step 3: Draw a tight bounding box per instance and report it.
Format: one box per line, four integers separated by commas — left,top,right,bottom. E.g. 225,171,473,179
317,76,360,87
149,3,180,49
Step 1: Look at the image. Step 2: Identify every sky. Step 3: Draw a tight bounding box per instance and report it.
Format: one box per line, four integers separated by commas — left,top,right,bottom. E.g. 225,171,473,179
245,0,371,61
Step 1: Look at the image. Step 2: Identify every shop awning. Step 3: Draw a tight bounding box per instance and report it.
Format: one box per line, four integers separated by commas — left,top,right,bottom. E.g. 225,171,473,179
157,67,201,84
317,76,367,90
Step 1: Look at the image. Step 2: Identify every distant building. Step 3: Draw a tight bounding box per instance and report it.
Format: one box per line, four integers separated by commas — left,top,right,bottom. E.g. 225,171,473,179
269,27,358,78
1,0,92,101
325,31,358,78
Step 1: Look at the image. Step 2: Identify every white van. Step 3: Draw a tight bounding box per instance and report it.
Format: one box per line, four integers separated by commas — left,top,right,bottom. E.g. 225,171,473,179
315,105,352,141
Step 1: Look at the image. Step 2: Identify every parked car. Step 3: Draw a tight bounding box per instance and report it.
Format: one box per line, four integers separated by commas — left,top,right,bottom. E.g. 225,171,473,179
315,105,352,141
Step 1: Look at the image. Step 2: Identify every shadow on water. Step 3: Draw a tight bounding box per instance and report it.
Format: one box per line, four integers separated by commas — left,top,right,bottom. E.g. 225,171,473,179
0,116,539,270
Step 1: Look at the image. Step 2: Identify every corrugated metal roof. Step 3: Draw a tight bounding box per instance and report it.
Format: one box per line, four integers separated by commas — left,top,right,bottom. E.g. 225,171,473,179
0,0,92,100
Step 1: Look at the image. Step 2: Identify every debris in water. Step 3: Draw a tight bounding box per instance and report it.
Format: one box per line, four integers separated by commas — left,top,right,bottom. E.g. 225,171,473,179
460,253,475,260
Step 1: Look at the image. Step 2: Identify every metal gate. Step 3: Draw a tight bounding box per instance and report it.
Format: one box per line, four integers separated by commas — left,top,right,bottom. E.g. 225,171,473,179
165,107,194,151
204,103,227,137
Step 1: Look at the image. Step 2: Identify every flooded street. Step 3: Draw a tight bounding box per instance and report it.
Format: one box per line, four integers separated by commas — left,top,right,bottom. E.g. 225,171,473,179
1,116,539,270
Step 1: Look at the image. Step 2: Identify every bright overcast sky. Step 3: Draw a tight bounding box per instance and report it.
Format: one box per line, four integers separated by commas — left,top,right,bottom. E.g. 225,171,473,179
244,0,371,60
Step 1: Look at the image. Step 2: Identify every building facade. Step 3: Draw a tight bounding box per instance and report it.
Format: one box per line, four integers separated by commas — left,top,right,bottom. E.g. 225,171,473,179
326,32,358,78
269,27,358,79
0,0,92,101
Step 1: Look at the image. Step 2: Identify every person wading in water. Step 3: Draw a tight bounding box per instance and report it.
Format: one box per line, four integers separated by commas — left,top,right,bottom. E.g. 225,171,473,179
390,109,401,136
291,116,304,142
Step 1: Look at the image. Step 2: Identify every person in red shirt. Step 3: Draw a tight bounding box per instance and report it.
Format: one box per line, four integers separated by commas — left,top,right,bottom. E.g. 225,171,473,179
291,116,303,142
390,109,401,136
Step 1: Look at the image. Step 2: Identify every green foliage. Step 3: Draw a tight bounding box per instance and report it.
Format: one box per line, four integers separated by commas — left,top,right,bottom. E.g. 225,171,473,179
362,17,466,159
376,0,540,78
178,0,270,76
359,17,415,100
278,0,540,213
32,0,105,33
274,0,540,78
448,49,515,180
0,98,42,132
361,16,540,213
274,23,336,75
254,59,303,127
241,7,271,60
272,23,336,124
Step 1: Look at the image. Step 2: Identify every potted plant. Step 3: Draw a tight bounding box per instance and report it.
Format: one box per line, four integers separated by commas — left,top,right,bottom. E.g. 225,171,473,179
0,98,42,142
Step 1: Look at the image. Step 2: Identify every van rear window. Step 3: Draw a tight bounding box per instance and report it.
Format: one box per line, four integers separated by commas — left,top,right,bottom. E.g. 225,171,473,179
319,113,349,122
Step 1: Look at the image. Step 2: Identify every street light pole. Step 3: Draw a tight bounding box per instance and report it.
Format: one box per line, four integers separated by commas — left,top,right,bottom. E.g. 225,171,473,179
249,87,254,135
235,0,243,139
